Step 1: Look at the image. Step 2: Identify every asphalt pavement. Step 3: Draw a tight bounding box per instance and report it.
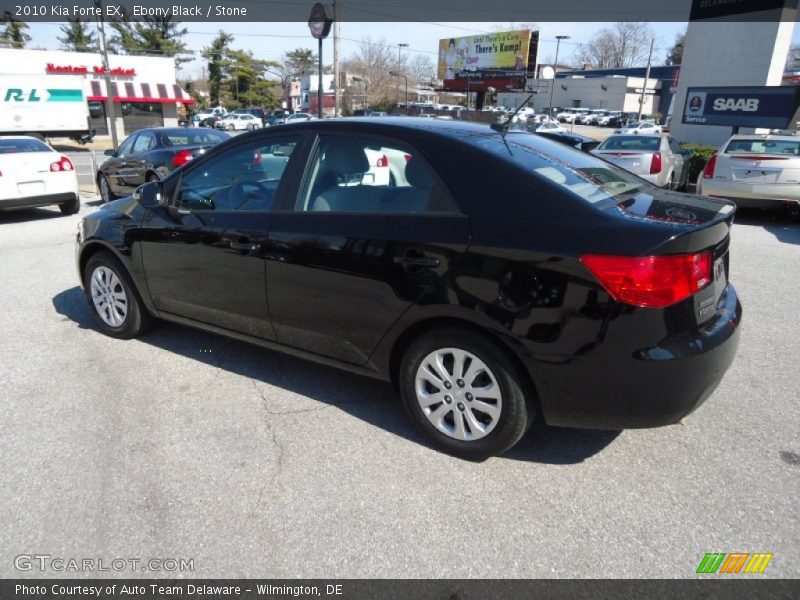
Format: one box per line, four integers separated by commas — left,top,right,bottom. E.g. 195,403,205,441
0,198,798,579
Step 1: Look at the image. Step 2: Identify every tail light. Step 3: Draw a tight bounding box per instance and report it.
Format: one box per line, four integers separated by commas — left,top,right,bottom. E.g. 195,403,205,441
580,252,713,308
376,154,388,167
50,156,74,172
703,154,717,179
252,151,262,165
403,154,413,163
649,152,662,174
172,150,194,167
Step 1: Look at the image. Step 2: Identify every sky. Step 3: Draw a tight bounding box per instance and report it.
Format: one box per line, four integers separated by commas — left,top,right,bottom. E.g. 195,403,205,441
22,20,800,81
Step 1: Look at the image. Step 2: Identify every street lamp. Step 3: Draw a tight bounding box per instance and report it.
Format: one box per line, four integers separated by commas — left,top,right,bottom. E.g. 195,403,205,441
396,42,409,108
351,76,368,111
389,71,408,114
548,35,570,117
466,80,484,111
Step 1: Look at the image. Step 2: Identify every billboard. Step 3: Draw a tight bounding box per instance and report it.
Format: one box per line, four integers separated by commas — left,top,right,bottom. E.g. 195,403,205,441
682,86,800,129
437,30,537,90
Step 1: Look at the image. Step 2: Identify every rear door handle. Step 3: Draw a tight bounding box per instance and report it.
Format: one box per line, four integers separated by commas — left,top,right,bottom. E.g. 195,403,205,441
229,241,261,252
394,253,440,268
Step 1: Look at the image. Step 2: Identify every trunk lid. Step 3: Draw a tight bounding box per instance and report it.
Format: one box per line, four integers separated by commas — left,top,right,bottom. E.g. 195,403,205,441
595,151,653,175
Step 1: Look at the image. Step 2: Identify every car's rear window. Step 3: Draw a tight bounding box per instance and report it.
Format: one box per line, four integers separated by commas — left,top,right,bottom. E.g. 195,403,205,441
158,130,228,147
599,136,660,151
468,131,648,205
0,138,51,154
724,139,800,156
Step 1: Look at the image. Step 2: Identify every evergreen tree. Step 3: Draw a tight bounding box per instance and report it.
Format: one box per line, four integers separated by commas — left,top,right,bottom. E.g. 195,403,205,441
0,11,31,49
58,17,99,52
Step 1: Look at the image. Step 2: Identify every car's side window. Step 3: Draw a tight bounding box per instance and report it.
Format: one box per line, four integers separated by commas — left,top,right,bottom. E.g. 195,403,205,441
132,132,155,154
297,135,459,214
175,138,298,212
117,135,137,157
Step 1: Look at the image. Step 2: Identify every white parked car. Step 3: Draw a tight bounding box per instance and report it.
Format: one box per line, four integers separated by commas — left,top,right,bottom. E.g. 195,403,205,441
528,121,567,133
0,136,80,215
697,134,800,214
614,121,662,135
216,113,262,131
285,112,315,123
592,134,690,189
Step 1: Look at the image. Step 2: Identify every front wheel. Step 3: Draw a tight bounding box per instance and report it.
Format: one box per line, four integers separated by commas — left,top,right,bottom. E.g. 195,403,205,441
83,252,153,339
98,174,115,204
399,328,534,460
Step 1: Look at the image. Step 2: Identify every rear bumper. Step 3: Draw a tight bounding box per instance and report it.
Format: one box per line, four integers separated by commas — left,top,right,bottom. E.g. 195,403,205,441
532,284,742,430
699,179,800,207
0,191,78,211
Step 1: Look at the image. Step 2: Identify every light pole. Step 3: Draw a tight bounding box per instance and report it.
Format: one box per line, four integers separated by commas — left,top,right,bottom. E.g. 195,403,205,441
352,76,368,111
396,42,408,108
389,71,408,114
548,35,569,118
466,80,483,111
637,37,655,121
93,0,118,150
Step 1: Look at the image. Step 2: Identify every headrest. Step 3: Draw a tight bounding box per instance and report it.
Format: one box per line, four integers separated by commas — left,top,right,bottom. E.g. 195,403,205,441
323,140,370,173
404,156,433,188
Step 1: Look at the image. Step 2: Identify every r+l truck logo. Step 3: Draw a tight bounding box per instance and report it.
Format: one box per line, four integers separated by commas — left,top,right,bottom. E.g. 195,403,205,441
697,552,773,574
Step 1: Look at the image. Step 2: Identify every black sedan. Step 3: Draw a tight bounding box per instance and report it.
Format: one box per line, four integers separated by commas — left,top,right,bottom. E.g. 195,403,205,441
76,119,741,460
96,127,230,203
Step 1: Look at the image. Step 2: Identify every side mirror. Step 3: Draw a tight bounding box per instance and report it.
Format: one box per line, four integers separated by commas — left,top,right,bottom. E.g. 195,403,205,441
104,148,116,157
132,181,164,209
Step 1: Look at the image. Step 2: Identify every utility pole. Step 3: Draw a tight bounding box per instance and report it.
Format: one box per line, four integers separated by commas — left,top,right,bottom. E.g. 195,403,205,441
638,37,655,121
547,35,569,118
94,0,118,150
333,0,340,117
396,42,408,109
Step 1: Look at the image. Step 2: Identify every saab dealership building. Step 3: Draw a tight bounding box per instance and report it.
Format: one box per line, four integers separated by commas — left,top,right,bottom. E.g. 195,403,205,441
0,48,193,139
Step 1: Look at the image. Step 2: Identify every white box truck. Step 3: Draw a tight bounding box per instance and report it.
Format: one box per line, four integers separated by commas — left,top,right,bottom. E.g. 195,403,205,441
0,75,94,143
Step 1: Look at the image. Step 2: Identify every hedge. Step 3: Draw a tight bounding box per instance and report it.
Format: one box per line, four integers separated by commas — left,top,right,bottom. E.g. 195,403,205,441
680,144,718,183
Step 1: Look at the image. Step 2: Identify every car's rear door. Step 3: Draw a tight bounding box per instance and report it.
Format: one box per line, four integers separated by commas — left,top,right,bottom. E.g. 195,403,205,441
264,132,470,365
139,133,309,339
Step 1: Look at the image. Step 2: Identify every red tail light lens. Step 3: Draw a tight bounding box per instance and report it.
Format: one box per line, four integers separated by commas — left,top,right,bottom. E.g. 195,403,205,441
703,154,717,179
649,151,662,174
376,154,388,167
50,156,74,172
581,252,713,308
172,149,193,167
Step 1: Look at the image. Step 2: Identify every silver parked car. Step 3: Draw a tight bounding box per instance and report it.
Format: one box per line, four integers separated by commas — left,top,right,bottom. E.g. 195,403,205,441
592,134,691,189
697,134,800,215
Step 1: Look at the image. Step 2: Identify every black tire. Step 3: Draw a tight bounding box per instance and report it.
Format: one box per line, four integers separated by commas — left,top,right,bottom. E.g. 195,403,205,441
146,172,160,183
83,251,154,339
98,174,115,204
59,195,80,215
399,327,535,460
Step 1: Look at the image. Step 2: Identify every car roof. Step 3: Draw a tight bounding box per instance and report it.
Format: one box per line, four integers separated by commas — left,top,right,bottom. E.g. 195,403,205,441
0,135,51,142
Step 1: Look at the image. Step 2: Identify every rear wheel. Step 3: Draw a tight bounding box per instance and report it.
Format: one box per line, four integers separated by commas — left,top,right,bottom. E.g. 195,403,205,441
146,172,160,183
83,251,153,339
59,195,80,215
399,327,534,460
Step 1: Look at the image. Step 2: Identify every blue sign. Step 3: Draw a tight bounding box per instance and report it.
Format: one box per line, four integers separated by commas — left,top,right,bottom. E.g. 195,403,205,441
682,86,800,129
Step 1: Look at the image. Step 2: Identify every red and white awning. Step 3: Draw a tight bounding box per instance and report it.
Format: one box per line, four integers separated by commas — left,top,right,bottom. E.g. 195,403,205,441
86,80,194,104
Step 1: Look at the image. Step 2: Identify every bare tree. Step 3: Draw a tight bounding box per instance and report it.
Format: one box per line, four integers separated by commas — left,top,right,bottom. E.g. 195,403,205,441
342,36,400,109
407,54,436,86
576,22,654,69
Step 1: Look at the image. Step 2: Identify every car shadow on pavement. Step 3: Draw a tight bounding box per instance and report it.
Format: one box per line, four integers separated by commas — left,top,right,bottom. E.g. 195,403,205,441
52,285,619,464
735,208,800,245
0,207,64,224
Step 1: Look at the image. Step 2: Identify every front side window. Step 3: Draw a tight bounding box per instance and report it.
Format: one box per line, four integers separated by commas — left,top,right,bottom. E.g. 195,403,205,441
297,134,459,214
175,138,298,212
117,135,137,156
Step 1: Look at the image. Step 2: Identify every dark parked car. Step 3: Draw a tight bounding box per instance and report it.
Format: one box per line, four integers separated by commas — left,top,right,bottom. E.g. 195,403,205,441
77,119,741,459
96,127,230,203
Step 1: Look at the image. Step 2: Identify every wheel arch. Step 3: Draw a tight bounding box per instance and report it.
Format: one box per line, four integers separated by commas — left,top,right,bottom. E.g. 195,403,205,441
385,315,539,410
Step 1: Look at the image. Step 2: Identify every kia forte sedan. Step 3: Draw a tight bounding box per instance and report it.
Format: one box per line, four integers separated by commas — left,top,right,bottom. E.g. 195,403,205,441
76,119,742,460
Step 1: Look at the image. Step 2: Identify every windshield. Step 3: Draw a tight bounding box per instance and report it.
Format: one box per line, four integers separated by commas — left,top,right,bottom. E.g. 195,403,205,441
468,131,648,205
0,138,52,154
599,136,661,152
725,138,800,156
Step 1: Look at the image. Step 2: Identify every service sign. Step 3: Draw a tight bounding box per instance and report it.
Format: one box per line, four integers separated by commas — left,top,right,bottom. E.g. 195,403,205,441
437,30,534,82
682,86,800,129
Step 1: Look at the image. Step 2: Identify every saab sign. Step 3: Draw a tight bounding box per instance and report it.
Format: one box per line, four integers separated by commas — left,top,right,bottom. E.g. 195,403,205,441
683,86,800,128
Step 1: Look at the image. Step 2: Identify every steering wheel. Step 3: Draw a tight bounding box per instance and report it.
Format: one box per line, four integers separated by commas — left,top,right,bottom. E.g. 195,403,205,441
229,180,273,210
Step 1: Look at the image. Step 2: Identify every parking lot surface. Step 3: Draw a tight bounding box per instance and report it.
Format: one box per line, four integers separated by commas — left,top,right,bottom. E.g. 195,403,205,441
0,201,798,578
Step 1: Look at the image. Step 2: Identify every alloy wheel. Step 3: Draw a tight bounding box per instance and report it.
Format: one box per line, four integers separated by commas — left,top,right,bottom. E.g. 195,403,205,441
415,348,503,441
99,176,110,203
89,266,128,327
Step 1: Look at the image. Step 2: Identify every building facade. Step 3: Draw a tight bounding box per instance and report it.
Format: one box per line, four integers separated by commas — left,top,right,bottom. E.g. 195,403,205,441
0,48,192,139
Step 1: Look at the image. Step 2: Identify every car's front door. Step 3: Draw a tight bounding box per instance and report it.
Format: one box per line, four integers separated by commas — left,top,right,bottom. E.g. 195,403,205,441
139,134,308,339
122,130,156,191
105,134,137,195
265,133,470,365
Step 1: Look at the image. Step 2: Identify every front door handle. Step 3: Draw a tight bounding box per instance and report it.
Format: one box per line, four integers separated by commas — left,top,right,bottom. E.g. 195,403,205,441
394,252,440,268
229,241,261,252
